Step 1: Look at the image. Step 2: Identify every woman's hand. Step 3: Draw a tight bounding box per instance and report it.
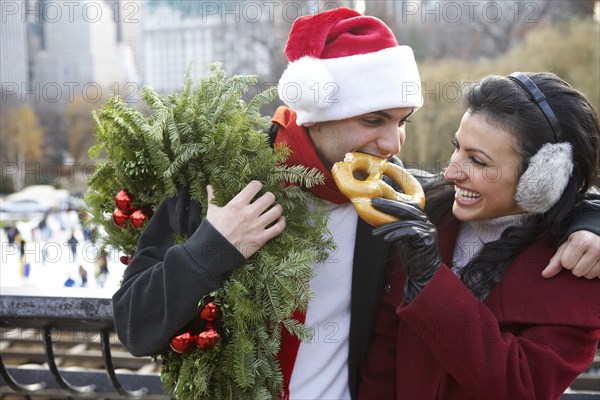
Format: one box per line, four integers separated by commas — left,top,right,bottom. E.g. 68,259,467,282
206,181,286,259
372,198,442,303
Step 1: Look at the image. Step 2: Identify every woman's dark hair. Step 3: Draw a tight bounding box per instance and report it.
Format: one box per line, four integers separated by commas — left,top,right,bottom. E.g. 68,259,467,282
425,72,600,299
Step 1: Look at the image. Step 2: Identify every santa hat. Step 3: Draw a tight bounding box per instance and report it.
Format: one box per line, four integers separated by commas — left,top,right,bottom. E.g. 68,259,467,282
278,7,423,126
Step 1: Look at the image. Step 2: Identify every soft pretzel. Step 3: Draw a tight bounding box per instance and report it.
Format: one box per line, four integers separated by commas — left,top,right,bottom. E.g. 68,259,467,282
331,152,425,226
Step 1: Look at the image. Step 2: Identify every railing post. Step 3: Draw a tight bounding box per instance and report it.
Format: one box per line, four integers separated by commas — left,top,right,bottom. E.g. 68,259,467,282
100,329,148,397
0,350,46,393
42,325,96,394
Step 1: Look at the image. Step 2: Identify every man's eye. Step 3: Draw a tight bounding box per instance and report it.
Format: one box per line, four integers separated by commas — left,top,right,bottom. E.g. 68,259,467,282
363,118,382,125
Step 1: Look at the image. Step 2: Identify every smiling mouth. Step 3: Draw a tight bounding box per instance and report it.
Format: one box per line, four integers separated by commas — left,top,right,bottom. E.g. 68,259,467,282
455,186,481,200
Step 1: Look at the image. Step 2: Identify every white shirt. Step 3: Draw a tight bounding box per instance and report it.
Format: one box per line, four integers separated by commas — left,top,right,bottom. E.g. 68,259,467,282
289,202,357,400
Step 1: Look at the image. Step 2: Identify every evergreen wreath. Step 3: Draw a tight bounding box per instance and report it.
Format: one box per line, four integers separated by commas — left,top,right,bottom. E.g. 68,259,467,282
85,64,334,399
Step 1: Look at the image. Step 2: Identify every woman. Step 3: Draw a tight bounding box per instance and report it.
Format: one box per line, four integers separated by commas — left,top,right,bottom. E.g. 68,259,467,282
358,72,600,399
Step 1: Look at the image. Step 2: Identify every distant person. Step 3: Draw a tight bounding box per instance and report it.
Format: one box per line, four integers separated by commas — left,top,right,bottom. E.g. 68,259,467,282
14,231,26,260
67,232,79,261
5,225,18,244
79,265,88,287
37,213,50,241
64,275,76,287
95,251,109,288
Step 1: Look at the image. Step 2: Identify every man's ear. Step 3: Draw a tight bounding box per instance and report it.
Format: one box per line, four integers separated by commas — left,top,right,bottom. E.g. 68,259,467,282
305,122,319,138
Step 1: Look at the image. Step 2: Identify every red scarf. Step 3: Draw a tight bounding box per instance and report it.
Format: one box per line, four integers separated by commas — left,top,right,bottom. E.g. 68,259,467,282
273,106,349,205
272,107,348,399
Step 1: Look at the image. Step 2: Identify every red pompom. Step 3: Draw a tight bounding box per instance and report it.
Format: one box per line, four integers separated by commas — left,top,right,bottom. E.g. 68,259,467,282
130,209,148,229
112,208,129,228
119,255,132,265
196,329,219,350
199,302,220,321
170,332,196,354
115,189,134,213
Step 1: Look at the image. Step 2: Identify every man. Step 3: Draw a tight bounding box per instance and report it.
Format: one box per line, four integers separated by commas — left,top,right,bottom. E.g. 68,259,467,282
112,7,600,399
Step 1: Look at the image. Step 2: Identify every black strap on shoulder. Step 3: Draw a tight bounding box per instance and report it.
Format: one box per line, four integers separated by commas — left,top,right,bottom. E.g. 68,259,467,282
267,124,279,149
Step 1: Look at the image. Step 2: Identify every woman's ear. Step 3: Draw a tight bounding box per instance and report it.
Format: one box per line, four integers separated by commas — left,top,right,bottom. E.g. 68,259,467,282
514,142,573,214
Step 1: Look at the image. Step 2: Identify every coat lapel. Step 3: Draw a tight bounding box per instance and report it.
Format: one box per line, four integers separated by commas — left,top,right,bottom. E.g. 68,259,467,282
348,218,390,399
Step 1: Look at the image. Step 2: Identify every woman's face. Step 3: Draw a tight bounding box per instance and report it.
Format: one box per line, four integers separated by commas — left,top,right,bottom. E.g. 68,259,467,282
307,107,414,169
443,111,524,222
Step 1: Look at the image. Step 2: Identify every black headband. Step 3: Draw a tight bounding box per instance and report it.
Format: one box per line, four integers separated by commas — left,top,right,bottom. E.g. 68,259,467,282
507,72,562,142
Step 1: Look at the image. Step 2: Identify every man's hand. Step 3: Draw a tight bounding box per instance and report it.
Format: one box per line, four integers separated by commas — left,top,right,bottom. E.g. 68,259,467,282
542,231,600,279
206,181,286,259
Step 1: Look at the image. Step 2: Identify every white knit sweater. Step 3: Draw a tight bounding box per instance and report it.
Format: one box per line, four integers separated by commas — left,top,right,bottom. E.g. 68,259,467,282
452,214,529,276
289,201,356,400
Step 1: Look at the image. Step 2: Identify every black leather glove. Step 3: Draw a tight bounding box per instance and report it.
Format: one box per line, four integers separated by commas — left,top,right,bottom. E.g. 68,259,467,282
372,198,442,303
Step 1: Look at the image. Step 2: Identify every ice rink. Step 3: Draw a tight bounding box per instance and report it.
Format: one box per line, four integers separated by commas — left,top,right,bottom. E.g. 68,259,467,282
1,210,125,294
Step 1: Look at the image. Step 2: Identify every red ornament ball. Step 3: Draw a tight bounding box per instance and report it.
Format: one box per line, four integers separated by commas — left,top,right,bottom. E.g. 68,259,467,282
130,209,148,229
112,208,129,228
119,255,132,265
115,189,134,213
170,332,196,354
199,302,220,321
196,329,219,350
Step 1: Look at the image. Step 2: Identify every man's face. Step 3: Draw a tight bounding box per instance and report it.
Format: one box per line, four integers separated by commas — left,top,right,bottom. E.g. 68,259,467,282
307,107,414,169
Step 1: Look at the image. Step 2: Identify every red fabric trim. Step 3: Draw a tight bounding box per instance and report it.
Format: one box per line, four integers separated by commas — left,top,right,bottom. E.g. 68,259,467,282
272,106,349,205
278,309,307,400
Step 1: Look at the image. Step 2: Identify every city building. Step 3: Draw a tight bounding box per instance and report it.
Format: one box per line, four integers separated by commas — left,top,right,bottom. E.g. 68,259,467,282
1,0,29,102
33,0,138,102
141,2,275,94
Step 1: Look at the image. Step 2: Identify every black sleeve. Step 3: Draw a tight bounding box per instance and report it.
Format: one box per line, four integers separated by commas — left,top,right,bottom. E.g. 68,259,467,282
406,168,438,190
560,191,600,244
112,189,246,357
387,156,439,191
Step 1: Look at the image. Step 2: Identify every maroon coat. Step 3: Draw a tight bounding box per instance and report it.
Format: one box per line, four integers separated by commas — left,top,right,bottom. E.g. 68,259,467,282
358,214,600,400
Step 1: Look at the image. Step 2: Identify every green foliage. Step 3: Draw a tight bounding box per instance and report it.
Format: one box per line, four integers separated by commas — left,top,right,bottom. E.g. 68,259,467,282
85,64,333,399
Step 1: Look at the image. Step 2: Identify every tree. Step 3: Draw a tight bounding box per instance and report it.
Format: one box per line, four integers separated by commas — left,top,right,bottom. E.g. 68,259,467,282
0,105,45,192
400,18,599,170
34,101,67,165
64,95,105,163
367,0,584,61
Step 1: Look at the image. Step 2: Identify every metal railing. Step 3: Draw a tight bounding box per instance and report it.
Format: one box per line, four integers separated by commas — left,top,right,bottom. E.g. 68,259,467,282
1,287,597,399
0,287,170,399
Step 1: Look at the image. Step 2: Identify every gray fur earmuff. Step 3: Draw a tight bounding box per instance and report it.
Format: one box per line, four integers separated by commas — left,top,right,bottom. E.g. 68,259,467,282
515,142,573,214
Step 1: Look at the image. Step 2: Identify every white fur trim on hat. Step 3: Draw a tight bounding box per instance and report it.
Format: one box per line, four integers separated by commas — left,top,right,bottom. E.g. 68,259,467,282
515,142,573,214
278,46,423,126
278,56,335,113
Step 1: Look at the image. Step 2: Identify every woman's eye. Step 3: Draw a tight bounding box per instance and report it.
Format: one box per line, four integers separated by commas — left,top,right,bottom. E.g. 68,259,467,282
469,157,487,167
450,138,459,149
399,119,412,127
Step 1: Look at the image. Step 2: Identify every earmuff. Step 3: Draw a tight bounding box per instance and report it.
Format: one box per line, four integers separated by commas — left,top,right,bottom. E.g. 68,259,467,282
508,72,574,214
